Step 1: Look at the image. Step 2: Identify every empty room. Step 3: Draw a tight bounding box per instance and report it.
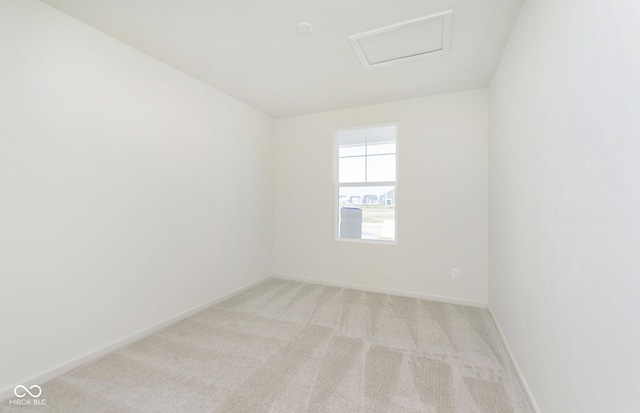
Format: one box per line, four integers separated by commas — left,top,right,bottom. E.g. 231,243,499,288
1,0,639,412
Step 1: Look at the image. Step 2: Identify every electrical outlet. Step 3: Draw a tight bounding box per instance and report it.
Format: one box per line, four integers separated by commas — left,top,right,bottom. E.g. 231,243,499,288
451,267,460,279
262,252,269,263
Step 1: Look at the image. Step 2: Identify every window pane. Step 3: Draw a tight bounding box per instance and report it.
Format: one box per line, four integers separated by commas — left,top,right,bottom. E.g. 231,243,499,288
366,125,396,144
340,145,366,157
338,185,395,241
367,142,396,155
366,154,396,182
339,156,365,183
339,129,366,157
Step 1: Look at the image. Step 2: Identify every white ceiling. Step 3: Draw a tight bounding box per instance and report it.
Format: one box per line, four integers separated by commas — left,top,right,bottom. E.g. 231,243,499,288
41,0,523,118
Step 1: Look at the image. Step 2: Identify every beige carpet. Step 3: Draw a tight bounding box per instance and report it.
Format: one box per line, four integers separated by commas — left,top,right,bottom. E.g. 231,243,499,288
2,279,533,412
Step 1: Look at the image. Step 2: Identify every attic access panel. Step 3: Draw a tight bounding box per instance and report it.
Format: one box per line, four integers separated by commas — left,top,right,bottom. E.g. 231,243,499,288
349,10,453,70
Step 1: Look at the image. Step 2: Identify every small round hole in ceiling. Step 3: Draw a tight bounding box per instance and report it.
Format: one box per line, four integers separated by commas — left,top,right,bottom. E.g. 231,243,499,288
296,22,313,34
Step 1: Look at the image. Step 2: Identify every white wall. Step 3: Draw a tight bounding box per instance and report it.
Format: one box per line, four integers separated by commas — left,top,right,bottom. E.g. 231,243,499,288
490,0,640,412
273,90,489,305
0,0,273,396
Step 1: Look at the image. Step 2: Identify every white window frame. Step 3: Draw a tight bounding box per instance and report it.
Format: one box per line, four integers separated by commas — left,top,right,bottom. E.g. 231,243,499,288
333,121,398,245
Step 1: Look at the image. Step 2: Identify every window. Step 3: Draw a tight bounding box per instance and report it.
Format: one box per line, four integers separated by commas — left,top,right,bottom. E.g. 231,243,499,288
334,122,397,243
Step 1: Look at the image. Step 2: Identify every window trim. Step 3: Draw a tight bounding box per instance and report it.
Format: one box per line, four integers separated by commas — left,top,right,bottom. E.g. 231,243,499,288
333,121,398,245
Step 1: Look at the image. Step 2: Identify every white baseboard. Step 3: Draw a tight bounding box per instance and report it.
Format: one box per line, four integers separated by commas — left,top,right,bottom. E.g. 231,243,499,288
488,305,541,413
273,274,487,308
0,274,272,402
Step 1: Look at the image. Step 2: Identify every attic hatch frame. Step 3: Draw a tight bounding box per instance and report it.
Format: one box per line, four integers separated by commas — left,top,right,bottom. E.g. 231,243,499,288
349,10,454,70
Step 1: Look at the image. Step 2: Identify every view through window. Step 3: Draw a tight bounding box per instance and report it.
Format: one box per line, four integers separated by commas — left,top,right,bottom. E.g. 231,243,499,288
335,122,397,242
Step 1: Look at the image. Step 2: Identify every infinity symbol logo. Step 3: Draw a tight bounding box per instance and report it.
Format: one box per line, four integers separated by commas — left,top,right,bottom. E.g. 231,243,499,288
14,385,42,398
